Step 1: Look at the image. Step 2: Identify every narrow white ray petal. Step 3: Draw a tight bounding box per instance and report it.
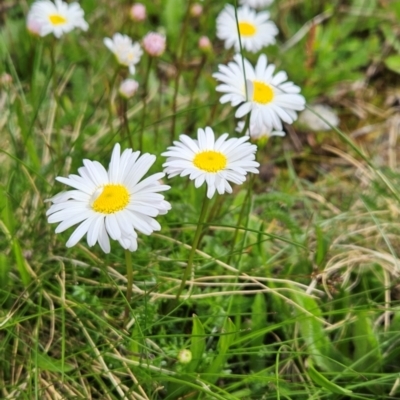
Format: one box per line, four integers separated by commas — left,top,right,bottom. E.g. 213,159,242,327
105,214,121,240
66,215,97,248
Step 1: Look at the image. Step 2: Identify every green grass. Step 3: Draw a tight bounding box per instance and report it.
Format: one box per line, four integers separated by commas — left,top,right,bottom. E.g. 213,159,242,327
1,0,400,398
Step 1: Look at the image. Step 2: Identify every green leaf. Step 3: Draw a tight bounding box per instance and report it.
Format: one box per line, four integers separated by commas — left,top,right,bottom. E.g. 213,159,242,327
188,314,205,373
130,322,145,361
352,310,382,372
35,351,74,373
291,291,349,372
250,294,267,372
218,318,236,354
12,239,31,287
389,1,400,20
307,359,353,395
162,0,186,52
205,318,236,384
0,253,10,297
315,225,329,266
384,55,400,74
1,184,31,286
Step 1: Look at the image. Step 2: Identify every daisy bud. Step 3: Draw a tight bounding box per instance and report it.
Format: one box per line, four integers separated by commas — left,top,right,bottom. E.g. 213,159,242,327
198,36,212,52
178,349,192,364
142,32,166,57
190,3,203,17
119,79,139,99
26,16,42,36
130,3,146,22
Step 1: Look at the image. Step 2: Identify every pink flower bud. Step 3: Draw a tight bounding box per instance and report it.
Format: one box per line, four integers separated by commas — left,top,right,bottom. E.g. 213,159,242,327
119,79,139,99
142,32,166,57
130,3,146,22
198,36,212,52
190,3,203,17
26,16,42,36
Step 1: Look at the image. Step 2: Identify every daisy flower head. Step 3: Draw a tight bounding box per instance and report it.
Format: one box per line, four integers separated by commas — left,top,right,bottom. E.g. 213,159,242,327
236,120,285,139
162,127,259,199
104,33,143,75
239,0,274,8
216,4,278,53
27,0,88,38
47,144,171,253
213,54,306,131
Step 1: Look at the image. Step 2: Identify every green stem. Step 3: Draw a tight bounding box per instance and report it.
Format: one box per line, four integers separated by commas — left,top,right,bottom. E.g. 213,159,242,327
49,40,62,159
139,56,152,152
176,191,210,301
240,112,251,136
226,174,255,266
124,249,133,323
154,79,162,145
107,69,120,136
170,0,193,142
185,54,207,129
226,175,255,318
121,98,134,148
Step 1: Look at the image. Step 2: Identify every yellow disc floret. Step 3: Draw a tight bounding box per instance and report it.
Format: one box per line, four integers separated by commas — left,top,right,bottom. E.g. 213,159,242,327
193,150,227,173
49,14,67,25
252,81,274,104
238,22,257,37
92,184,130,214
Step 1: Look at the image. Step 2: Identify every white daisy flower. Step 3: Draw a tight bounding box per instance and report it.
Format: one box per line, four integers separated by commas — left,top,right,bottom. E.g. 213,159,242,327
216,4,278,53
239,0,274,8
47,144,171,253
104,33,143,75
27,0,88,38
162,127,259,199
213,54,306,131
236,120,285,139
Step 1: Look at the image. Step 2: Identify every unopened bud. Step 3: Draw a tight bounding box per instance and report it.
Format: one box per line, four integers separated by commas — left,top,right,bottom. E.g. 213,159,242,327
130,3,146,22
142,32,166,57
198,36,212,52
190,3,203,17
27,16,42,36
178,349,192,364
119,79,139,99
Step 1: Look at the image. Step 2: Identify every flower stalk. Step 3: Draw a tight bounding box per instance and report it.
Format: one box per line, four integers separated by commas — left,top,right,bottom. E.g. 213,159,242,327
124,249,133,322
176,191,210,301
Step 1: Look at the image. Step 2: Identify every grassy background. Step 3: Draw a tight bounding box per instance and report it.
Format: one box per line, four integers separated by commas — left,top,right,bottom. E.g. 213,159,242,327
1,0,400,398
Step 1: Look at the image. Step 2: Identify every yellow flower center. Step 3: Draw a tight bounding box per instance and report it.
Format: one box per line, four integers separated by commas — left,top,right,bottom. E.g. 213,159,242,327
49,14,67,25
193,150,227,173
252,81,274,104
92,184,130,214
238,22,257,37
